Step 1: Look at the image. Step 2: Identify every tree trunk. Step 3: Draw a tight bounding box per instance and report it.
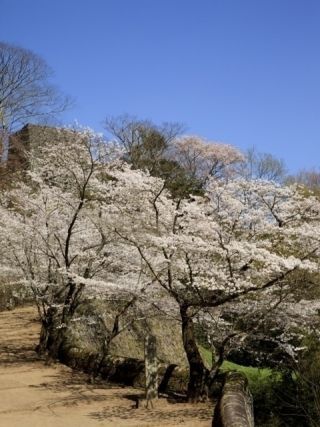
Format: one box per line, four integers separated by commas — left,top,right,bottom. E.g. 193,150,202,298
36,307,57,356
180,304,208,402
37,280,84,358
37,321,50,355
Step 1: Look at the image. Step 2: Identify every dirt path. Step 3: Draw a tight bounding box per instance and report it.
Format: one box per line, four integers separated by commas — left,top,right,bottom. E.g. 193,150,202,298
0,306,213,427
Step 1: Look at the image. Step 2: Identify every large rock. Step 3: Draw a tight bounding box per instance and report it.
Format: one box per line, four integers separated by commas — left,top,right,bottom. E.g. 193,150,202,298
61,298,188,367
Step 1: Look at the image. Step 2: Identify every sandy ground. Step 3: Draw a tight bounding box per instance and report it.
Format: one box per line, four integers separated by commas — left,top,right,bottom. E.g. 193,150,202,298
0,306,213,427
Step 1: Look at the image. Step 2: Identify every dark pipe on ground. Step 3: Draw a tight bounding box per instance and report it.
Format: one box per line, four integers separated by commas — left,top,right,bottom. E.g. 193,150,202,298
212,372,254,427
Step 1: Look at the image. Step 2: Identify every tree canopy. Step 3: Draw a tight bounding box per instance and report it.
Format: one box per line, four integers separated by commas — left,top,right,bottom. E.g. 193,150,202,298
1,125,319,401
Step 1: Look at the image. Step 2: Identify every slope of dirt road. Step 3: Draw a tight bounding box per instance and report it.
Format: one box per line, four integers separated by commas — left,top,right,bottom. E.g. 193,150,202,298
0,306,213,427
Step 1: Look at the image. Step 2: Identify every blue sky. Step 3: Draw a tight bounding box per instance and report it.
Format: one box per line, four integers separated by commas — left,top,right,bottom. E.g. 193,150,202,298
1,0,320,172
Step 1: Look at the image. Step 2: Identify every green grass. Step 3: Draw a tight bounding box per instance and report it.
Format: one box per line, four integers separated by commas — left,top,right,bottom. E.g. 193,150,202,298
198,345,303,426
198,345,278,392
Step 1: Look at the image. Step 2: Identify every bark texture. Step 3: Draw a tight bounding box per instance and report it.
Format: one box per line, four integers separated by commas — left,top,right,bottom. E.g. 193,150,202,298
180,305,208,401
145,335,158,404
213,372,254,427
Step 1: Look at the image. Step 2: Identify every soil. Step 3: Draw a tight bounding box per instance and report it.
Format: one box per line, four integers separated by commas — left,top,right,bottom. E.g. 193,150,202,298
0,306,213,427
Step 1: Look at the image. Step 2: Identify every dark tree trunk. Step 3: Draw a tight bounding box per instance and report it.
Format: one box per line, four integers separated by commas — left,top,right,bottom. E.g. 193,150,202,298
208,333,237,389
180,304,208,402
37,321,50,355
37,279,83,358
36,306,57,356
61,279,76,323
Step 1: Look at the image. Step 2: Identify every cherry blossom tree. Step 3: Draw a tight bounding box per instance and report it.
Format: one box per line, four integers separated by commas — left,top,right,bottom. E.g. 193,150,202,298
105,116,244,198
202,294,320,378
170,135,244,185
106,174,320,400
1,124,320,402
0,126,135,354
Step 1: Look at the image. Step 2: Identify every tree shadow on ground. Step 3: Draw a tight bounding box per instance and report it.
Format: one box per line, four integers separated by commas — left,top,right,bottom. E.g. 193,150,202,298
88,403,212,424
0,307,213,425
0,310,41,366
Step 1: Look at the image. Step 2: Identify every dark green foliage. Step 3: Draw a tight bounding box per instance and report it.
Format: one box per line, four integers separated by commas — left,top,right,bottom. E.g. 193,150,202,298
154,158,203,198
129,126,167,171
252,371,304,427
293,335,320,427
105,116,203,198
240,339,320,427
127,126,203,198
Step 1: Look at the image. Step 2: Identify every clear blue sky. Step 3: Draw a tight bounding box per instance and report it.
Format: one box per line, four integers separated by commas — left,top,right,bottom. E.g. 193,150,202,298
1,0,320,172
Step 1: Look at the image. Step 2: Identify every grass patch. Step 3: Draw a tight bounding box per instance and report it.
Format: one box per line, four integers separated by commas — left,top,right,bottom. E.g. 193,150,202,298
198,344,278,391
221,360,274,389
199,344,289,426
